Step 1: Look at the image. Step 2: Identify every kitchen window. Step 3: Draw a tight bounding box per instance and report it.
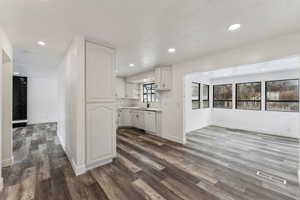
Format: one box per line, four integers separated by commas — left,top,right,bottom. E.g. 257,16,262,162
213,84,232,109
236,82,261,110
203,84,209,108
192,82,200,109
265,79,299,112
143,83,158,103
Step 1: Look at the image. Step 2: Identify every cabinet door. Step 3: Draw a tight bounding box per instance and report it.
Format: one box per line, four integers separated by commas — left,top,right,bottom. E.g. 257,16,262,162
137,111,145,130
155,67,172,90
145,112,156,133
122,109,131,126
154,68,161,87
131,111,138,127
86,103,116,166
86,41,115,102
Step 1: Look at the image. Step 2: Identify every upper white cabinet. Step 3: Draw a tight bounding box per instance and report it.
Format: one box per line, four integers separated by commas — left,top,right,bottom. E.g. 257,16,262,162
85,41,116,169
155,66,172,91
86,41,115,102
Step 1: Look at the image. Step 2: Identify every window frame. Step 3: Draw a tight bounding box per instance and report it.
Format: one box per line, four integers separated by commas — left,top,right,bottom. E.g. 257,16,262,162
143,83,156,103
235,81,262,111
192,82,201,110
203,84,210,108
213,84,233,109
265,79,299,112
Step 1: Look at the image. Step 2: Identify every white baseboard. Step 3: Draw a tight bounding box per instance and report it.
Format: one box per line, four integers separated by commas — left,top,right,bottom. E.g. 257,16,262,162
57,134,86,176
2,156,14,167
298,169,300,186
0,177,3,191
162,134,184,144
64,146,86,176
85,157,113,171
69,158,86,176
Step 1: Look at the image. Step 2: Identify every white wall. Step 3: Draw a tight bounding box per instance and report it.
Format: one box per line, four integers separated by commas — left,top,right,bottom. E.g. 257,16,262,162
184,73,211,133
210,70,300,138
57,36,85,174
0,28,13,190
1,61,13,168
27,77,58,124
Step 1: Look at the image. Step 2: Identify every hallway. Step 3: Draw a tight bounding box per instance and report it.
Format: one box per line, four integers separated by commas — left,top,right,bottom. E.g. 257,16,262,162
0,123,71,199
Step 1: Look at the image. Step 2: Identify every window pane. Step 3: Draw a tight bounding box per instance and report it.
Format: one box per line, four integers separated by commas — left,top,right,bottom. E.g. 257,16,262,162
203,100,209,108
151,94,156,102
213,100,232,109
237,82,261,100
236,101,261,110
213,84,232,109
266,79,299,101
203,84,209,100
143,83,157,103
147,96,151,102
154,94,159,102
266,102,298,112
192,83,200,100
143,95,147,102
213,84,232,100
192,100,200,109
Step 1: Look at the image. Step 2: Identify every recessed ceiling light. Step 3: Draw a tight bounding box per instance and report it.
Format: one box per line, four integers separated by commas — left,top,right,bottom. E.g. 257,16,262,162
37,41,46,46
129,63,135,67
168,48,176,53
228,24,241,32
14,72,20,75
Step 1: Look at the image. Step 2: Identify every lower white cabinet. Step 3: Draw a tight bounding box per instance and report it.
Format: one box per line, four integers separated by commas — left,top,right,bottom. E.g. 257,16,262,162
136,111,145,130
118,109,160,135
131,110,138,127
144,111,156,133
118,109,131,126
86,103,116,168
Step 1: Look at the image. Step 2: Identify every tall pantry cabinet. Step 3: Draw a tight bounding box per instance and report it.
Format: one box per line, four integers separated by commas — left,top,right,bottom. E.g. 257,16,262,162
85,41,116,169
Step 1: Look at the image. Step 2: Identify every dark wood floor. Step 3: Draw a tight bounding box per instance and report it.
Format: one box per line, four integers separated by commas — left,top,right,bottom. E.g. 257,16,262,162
0,123,299,200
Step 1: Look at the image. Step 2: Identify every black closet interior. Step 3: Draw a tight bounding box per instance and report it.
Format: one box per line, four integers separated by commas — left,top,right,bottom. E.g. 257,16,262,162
13,76,27,128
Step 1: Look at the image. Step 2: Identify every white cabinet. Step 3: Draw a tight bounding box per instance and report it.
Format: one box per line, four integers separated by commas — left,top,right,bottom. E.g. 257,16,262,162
144,111,156,133
86,41,115,103
130,110,144,129
85,41,116,169
118,109,160,135
118,109,131,126
136,111,145,130
155,66,172,91
86,103,116,167
131,110,138,127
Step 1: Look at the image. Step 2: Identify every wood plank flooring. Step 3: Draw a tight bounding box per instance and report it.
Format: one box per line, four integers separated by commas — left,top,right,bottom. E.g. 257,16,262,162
0,123,299,200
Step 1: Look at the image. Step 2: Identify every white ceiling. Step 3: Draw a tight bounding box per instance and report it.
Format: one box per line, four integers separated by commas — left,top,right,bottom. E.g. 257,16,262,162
192,56,300,80
1,0,300,77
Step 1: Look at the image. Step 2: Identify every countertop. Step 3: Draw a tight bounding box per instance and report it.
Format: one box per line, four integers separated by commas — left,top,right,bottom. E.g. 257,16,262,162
118,107,162,112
